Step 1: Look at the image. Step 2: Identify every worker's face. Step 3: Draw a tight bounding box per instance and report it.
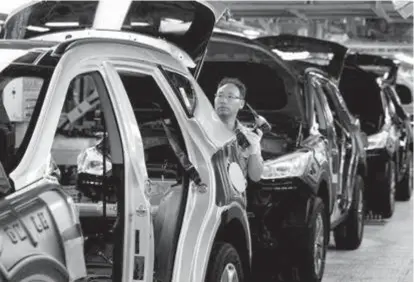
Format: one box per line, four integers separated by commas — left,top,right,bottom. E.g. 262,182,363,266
214,83,245,121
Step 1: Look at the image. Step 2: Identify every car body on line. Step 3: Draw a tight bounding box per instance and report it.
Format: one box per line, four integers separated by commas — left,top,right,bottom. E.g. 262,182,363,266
255,34,413,218
196,31,368,281
341,53,413,214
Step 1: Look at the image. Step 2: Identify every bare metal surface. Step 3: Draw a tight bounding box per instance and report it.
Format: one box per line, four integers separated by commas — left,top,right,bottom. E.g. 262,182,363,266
325,198,413,282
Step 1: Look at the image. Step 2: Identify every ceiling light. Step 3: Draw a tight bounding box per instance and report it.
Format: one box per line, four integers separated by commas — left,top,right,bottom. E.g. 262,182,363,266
163,18,183,24
272,50,311,60
130,22,150,27
45,22,79,27
159,21,191,33
26,25,50,32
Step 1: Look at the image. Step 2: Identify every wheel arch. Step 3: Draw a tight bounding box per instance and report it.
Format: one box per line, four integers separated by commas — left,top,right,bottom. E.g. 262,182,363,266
213,205,251,279
4,254,69,281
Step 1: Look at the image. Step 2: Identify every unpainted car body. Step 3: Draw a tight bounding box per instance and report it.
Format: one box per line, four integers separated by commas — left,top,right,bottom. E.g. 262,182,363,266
0,35,244,282
0,1,265,282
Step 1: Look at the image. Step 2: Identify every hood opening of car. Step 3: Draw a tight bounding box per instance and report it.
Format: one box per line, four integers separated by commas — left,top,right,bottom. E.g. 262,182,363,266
204,33,307,125
198,61,301,159
339,65,384,135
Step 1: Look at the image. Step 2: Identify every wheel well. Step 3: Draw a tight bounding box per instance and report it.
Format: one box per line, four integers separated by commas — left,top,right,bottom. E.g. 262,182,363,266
214,219,250,277
317,180,330,225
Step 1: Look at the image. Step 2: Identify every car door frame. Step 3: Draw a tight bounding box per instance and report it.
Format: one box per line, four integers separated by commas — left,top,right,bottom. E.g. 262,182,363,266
105,60,202,282
306,72,341,199
383,85,409,178
302,71,336,214
379,86,400,158
325,80,364,196
10,44,157,282
315,75,359,208
103,58,226,282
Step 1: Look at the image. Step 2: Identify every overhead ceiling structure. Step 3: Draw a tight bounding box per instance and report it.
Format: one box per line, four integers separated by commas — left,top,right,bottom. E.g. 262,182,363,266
216,0,412,52
211,0,413,66
224,1,412,23
392,0,413,19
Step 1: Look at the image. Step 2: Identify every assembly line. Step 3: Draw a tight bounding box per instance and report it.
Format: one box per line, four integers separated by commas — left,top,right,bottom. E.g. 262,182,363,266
0,1,411,282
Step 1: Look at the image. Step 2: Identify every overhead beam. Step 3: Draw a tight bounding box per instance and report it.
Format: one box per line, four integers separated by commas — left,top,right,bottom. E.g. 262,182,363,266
226,1,410,21
227,3,374,11
372,1,393,22
256,18,278,34
346,42,413,50
233,11,379,17
230,11,411,23
392,0,414,18
287,9,309,21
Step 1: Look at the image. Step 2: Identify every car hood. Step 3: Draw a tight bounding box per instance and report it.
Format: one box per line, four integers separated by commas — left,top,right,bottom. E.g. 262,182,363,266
3,0,227,72
255,34,348,81
201,32,306,125
345,53,400,85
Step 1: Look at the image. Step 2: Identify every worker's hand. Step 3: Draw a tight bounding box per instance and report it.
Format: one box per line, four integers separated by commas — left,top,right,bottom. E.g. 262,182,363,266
242,128,263,155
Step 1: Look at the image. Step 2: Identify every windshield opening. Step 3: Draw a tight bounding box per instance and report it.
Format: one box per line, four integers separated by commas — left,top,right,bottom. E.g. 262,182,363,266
0,64,53,172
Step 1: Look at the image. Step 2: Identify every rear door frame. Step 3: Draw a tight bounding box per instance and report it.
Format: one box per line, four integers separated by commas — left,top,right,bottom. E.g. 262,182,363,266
313,74,359,204
306,72,341,205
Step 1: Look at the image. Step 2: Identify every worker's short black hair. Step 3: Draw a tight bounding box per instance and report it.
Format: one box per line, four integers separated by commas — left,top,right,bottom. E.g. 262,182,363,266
217,77,247,99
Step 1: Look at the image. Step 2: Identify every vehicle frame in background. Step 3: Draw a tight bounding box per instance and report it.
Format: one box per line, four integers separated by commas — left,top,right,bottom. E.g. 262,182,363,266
343,53,413,215
256,33,413,219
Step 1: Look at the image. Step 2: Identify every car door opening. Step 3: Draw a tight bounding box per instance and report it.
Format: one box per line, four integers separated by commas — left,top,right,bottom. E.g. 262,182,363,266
117,70,191,282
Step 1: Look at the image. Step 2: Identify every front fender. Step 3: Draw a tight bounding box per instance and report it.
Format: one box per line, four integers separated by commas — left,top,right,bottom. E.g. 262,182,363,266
2,254,69,282
192,202,251,282
301,157,333,214
220,204,252,263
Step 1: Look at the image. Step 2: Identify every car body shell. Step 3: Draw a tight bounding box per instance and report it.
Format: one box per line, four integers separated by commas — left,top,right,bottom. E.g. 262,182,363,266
0,36,247,282
0,1,252,281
